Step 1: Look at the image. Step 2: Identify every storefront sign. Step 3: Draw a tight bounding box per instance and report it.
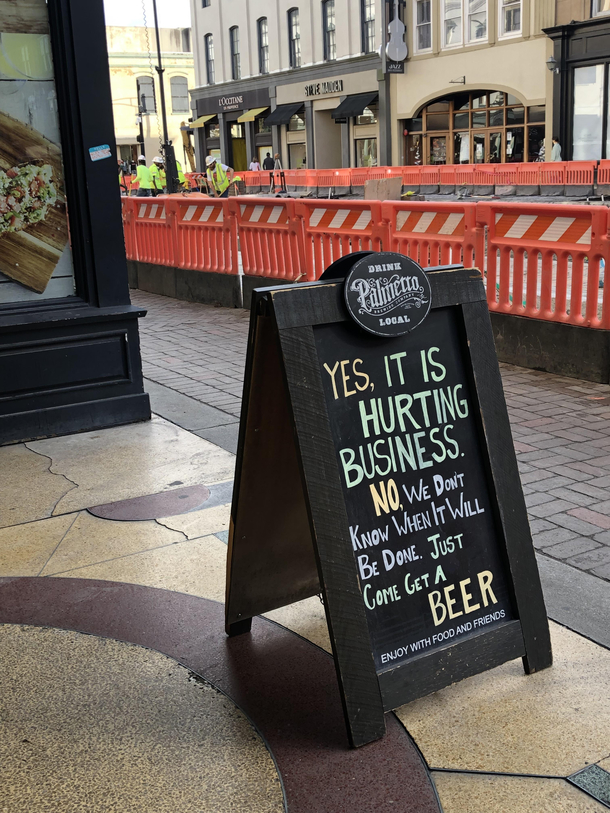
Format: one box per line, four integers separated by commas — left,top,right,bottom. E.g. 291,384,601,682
225,253,552,748
197,88,270,116
305,79,344,97
385,60,405,74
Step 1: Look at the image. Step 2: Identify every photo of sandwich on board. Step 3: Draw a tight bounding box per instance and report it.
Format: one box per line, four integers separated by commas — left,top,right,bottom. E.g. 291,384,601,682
0,0,71,297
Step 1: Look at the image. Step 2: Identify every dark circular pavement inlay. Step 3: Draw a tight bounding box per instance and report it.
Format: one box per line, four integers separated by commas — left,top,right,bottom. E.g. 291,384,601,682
0,577,442,813
87,484,210,521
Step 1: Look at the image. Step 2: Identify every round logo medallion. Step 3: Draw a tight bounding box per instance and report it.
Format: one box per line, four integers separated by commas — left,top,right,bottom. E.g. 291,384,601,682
344,252,432,337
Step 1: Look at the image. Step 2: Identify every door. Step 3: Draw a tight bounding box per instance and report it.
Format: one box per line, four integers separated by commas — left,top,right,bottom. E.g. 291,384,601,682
473,131,503,163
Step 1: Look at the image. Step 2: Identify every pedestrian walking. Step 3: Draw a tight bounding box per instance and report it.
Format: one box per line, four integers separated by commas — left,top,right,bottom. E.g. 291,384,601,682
249,157,260,171
551,137,562,162
262,152,274,170
133,155,153,197
205,155,234,198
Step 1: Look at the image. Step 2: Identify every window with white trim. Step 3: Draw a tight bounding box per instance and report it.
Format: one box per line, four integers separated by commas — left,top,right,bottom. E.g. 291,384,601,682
170,76,189,113
443,0,463,46
499,0,521,36
592,0,610,14
415,0,432,51
204,34,215,85
442,0,487,47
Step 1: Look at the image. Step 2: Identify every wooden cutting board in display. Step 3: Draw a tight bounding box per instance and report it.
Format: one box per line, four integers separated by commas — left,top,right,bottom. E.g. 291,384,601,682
0,110,69,293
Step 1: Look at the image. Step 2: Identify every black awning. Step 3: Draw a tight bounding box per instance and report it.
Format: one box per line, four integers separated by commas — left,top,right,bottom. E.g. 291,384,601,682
331,92,378,120
264,102,304,126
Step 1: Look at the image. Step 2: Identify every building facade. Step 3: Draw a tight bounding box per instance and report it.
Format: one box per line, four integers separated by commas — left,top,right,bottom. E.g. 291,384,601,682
189,0,610,167
107,26,195,168
189,0,385,171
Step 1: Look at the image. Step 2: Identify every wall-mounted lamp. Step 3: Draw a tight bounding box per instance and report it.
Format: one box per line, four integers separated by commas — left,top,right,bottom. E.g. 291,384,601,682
546,55,560,74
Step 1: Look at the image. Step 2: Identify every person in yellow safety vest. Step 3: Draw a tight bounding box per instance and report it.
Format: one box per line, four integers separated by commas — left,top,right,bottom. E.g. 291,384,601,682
150,156,166,195
205,155,234,198
175,159,189,191
133,155,154,197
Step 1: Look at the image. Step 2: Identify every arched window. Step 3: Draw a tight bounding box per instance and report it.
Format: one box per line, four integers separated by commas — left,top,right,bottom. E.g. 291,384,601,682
204,34,215,85
288,9,301,68
136,76,155,114
170,76,189,113
230,26,241,80
257,17,269,74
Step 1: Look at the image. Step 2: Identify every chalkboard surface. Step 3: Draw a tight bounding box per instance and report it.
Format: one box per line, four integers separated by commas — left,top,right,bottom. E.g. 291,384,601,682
315,308,514,671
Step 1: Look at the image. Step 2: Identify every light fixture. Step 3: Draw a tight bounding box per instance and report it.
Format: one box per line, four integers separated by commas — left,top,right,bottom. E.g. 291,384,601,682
546,55,560,74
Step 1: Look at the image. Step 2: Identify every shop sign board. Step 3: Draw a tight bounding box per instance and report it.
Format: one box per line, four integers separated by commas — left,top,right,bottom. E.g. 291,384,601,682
197,88,271,116
225,253,552,748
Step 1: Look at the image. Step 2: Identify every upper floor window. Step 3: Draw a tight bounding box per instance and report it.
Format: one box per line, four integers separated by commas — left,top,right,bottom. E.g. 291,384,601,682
415,0,432,51
361,0,375,53
204,34,215,85
258,17,269,74
181,28,191,52
170,76,189,113
136,76,155,114
288,8,301,68
202,0,210,7
592,0,610,13
442,0,487,47
230,26,241,80
499,0,521,36
323,0,336,61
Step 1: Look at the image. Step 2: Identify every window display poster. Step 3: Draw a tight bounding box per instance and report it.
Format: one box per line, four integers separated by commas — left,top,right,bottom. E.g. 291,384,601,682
0,0,75,303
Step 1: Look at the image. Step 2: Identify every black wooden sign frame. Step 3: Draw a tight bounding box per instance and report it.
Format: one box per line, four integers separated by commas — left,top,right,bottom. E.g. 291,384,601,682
225,267,552,748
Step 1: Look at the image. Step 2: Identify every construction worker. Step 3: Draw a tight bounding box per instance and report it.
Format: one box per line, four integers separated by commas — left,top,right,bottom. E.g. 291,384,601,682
150,156,166,195
205,155,234,198
176,159,189,191
133,155,153,197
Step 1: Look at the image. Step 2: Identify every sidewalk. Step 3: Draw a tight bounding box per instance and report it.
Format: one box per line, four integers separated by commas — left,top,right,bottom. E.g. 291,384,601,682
1,290,610,812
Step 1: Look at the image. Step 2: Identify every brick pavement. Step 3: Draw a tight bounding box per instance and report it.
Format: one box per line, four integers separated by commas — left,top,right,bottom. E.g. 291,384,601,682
132,289,610,585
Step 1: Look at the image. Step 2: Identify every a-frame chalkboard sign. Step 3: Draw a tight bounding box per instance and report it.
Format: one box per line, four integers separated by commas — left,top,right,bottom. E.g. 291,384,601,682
225,255,552,748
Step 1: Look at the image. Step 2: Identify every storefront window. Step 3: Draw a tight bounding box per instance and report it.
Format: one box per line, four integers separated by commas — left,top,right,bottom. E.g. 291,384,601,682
573,65,604,160
288,112,306,131
409,91,544,164
406,134,423,164
0,0,75,304
206,122,220,138
356,105,378,125
356,138,377,166
256,118,271,134
289,143,307,168
230,123,244,139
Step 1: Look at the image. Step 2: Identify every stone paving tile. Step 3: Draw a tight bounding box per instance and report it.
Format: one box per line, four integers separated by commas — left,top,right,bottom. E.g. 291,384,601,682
130,294,610,585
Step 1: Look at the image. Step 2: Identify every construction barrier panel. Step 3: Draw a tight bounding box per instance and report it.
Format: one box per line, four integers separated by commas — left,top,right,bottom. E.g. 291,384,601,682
121,197,138,260
383,200,479,268
296,199,387,281
455,165,475,190
565,161,596,196
229,197,304,280
420,165,440,193
539,162,566,195
401,166,421,192
131,196,177,267
438,166,456,193
168,194,236,275
474,164,496,194
476,201,609,328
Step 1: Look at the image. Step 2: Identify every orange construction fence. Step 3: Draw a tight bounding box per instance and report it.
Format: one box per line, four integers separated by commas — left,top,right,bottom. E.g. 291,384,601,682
122,196,610,329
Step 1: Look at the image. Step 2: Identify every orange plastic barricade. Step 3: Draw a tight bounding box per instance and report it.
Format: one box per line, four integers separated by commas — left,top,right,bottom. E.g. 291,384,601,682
598,160,610,186
316,168,351,196
439,166,456,191
539,161,566,190
132,195,177,266
121,197,138,260
565,161,595,195
368,166,402,181
293,169,308,192
229,197,304,280
474,164,495,190
401,166,421,190
351,167,371,190
419,165,440,191
494,163,519,187
455,165,475,189
243,170,261,193
476,201,609,328
305,170,319,196
516,163,540,192
283,169,299,192
167,194,236,275
296,199,387,281
383,200,478,268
